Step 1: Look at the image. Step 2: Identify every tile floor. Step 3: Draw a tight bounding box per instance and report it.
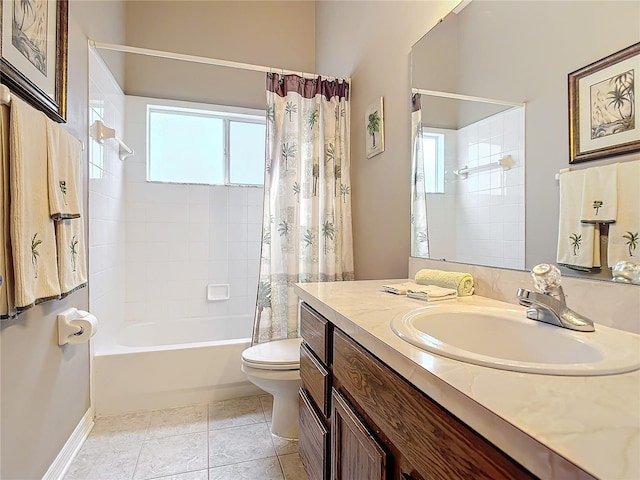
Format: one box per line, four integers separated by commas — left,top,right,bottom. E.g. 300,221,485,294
64,395,308,480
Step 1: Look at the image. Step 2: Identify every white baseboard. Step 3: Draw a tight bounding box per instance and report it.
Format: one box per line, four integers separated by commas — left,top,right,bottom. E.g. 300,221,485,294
42,407,94,480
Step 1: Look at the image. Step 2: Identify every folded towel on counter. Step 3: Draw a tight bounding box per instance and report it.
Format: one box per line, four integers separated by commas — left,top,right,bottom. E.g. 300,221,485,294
46,120,82,220
580,163,617,224
414,269,474,296
9,97,61,309
0,104,15,319
56,218,87,297
382,281,420,295
608,160,640,267
557,169,600,270
407,284,457,302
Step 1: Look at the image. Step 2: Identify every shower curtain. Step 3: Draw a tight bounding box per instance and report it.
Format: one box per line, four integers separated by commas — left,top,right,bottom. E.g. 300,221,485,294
411,93,430,258
253,73,354,344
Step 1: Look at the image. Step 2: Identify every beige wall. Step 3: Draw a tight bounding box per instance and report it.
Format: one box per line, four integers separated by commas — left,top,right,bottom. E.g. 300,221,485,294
315,1,458,279
123,1,316,109
0,2,125,479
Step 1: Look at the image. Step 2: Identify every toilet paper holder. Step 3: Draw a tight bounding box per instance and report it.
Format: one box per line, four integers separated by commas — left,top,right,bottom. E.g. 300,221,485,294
57,307,96,345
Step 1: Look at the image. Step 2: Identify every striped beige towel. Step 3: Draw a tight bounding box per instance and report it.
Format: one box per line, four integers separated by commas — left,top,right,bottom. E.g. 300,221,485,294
0,104,15,319
46,119,82,219
10,97,61,309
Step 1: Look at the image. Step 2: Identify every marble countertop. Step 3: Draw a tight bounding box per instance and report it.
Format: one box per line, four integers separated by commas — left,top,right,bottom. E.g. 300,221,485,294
294,280,640,480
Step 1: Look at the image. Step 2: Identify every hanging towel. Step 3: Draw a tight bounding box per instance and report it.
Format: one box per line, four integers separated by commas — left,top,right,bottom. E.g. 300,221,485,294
608,160,640,267
0,104,16,319
46,119,82,219
414,269,474,296
56,218,87,297
407,284,458,302
9,97,61,309
580,163,617,224
557,169,599,270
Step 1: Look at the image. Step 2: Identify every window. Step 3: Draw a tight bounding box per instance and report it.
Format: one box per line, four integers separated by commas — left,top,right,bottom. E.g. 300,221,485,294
147,103,266,186
422,131,445,193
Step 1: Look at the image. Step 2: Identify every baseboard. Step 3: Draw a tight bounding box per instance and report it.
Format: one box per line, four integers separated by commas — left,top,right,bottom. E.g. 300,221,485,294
42,407,94,480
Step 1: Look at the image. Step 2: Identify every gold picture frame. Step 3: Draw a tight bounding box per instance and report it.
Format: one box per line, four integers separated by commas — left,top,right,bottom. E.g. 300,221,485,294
0,0,68,122
365,96,384,158
568,42,639,164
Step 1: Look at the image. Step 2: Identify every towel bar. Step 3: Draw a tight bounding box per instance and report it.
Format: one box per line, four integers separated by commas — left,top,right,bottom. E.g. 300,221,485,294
453,155,513,178
90,120,134,161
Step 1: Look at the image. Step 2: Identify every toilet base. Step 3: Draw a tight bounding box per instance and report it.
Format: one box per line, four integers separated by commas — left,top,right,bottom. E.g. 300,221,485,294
271,393,299,439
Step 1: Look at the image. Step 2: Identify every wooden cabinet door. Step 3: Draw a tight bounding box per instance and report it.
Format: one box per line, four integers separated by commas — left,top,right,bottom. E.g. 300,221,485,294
331,389,387,480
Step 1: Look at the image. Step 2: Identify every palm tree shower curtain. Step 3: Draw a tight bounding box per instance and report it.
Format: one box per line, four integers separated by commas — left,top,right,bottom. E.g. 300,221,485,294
411,93,430,258
252,74,354,344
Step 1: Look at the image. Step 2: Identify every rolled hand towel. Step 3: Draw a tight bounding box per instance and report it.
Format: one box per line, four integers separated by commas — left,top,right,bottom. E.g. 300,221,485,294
415,269,474,296
407,284,457,302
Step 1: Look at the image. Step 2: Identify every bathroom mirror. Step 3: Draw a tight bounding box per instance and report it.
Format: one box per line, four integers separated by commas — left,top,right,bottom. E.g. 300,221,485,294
411,0,640,280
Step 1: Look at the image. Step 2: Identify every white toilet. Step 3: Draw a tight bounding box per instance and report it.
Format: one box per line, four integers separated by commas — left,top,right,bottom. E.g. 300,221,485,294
241,337,303,439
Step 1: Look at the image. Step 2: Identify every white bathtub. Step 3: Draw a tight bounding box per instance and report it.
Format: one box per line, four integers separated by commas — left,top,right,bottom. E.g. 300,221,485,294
94,315,261,415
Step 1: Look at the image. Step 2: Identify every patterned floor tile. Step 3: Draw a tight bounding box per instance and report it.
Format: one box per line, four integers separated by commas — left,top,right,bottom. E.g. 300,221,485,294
209,457,284,480
208,396,265,430
279,453,308,480
83,411,150,449
147,404,208,438
209,422,276,468
63,441,141,480
133,432,208,479
153,470,209,480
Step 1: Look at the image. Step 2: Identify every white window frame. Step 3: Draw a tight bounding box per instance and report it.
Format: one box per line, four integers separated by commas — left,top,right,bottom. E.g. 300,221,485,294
146,100,266,186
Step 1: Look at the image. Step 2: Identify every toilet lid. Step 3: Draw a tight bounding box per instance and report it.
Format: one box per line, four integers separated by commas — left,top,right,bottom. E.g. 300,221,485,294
242,337,302,370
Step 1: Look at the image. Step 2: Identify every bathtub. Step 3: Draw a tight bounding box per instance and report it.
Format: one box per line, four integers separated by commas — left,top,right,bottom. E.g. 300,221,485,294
93,315,261,415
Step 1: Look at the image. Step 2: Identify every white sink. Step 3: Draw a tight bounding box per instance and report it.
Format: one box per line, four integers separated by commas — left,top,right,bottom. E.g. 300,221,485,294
391,303,640,376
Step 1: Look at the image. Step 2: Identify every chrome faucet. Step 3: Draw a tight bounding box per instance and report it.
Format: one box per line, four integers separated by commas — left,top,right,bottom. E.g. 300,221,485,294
516,264,595,332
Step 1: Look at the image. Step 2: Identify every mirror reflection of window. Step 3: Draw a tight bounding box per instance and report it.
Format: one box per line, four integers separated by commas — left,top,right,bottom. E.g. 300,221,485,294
422,131,444,194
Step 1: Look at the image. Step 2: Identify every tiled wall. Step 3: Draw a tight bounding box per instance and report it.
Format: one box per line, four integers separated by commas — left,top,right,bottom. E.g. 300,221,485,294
123,96,262,327
455,108,525,270
88,50,126,352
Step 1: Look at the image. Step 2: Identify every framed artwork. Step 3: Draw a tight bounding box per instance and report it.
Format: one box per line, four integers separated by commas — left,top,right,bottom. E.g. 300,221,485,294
568,42,639,163
0,0,68,122
365,96,384,158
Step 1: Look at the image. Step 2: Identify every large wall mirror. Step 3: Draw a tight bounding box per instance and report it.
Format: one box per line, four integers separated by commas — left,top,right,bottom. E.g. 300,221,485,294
411,0,640,282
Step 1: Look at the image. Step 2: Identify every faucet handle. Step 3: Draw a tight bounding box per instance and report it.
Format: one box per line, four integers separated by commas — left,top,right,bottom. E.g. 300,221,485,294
531,263,562,294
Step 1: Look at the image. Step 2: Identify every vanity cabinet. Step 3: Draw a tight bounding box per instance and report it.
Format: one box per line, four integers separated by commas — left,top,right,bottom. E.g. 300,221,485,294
299,303,333,480
299,301,537,480
331,388,388,480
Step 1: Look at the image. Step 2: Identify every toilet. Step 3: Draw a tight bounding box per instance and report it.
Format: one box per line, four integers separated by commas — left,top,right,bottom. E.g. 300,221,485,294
241,337,303,439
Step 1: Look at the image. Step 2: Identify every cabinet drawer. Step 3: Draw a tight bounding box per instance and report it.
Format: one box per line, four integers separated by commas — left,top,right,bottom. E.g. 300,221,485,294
301,342,331,418
332,329,535,480
299,388,329,480
300,302,331,364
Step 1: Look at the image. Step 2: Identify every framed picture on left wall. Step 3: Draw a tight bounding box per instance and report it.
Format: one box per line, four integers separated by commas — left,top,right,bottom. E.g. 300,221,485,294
0,0,68,122
365,96,384,158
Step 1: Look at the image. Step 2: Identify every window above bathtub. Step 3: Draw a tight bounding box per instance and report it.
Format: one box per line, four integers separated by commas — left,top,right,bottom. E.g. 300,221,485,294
146,100,266,186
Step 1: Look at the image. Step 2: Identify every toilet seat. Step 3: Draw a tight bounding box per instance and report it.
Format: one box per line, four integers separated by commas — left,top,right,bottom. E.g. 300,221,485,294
242,337,302,371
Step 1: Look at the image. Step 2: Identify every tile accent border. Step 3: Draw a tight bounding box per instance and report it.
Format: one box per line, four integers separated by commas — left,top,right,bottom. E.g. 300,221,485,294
42,407,95,480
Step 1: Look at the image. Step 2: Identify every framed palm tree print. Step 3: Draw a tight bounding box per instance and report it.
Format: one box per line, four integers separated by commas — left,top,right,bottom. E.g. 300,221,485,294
0,0,68,122
365,96,384,158
568,42,639,163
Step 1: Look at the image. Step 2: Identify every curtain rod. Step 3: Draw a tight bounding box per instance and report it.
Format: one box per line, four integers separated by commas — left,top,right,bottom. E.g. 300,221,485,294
89,40,350,83
412,88,525,108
